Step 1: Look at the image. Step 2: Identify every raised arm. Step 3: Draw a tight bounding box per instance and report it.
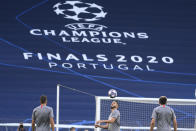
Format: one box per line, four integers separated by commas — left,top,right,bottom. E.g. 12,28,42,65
95,117,116,129
95,123,109,129
96,117,116,124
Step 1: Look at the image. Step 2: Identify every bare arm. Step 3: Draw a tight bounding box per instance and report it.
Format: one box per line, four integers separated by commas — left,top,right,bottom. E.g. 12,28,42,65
50,117,55,131
95,123,109,129
150,118,155,131
96,117,116,124
95,117,116,129
173,118,177,131
32,120,35,131
95,118,116,129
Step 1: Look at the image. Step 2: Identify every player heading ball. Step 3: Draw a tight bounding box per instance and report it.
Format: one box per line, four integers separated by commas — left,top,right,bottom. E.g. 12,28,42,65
95,101,120,131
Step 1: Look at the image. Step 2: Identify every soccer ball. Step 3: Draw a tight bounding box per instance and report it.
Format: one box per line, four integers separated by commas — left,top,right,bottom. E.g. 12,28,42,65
108,89,117,98
53,1,107,22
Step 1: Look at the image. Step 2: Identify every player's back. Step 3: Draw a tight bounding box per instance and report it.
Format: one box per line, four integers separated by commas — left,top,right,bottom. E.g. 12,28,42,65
32,105,53,131
154,105,175,131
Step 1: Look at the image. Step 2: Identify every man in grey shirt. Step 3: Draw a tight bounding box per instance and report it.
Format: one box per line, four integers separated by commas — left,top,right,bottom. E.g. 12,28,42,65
150,96,177,131
32,95,55,131
95,101,120,131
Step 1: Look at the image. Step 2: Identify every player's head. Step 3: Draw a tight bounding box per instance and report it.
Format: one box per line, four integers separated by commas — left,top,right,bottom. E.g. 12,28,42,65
18,122,24,131
40,95,47,104
70,127,76,131
159,96,167,105
111,100,119,109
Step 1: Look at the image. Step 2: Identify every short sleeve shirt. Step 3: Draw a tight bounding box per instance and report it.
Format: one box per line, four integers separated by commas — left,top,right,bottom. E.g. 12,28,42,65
108,109,120,131
151,105,176,131
32,105,54,131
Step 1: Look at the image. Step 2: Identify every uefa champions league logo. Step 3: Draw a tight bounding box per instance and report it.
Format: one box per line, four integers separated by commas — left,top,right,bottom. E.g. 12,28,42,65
53,1,107,22
28,1,158,71
29,1,149,45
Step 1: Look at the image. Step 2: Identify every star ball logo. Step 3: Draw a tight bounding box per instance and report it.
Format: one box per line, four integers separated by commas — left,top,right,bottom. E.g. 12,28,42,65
30,0,149,45
53,1,107,22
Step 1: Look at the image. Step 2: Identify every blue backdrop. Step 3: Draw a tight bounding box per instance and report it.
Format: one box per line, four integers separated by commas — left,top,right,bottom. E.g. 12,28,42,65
0,0,196,126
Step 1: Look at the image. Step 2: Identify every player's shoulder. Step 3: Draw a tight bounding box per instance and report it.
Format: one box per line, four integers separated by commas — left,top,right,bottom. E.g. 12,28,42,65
33,105,41,112
166,105,174,111
154,105,163,111
114,109,120,114
45,105,53,110
154,106,160,109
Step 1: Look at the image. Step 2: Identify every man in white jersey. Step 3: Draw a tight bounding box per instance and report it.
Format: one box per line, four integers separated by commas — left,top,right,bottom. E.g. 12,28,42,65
95,101,120,131
150,96,177,131
32,95,55,131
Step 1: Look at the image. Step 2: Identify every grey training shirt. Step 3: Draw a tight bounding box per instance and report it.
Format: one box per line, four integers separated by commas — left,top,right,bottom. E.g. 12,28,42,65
108,109,120,131
32,105,54,131
151,105,176,131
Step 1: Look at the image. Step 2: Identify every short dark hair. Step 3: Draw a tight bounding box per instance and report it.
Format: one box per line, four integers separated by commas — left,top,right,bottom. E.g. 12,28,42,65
40,95,47,104
159,96,167,105
70,127,75,131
